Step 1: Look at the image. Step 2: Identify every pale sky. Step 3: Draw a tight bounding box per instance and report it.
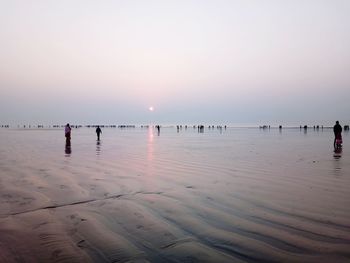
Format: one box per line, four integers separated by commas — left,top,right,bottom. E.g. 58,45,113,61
1,0,349,125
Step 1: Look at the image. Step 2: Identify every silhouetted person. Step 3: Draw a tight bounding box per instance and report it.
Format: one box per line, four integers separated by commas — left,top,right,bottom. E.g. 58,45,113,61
198,125,204,133
333,121,342,149
65,123,71,143
96,126,102,140
156,125,160,135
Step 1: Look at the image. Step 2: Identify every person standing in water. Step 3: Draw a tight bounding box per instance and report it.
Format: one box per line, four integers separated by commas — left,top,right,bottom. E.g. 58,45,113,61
65,123,71,143
333,121,342,148
96,125,102,140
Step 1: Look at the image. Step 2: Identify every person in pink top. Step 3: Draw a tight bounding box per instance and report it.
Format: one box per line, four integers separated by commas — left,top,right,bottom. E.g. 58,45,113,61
65,123,71,143
333,121,342,149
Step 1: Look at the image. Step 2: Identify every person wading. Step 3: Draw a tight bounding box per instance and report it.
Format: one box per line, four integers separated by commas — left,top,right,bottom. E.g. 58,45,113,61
96,126,102,140
333,121,342,149
65,123,71,143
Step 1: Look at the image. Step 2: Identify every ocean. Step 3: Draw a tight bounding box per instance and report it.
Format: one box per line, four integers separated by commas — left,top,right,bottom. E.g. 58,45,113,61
0,126,349,262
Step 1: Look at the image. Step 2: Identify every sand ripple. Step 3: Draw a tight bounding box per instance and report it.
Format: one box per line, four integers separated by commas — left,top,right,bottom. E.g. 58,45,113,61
0,128,349,262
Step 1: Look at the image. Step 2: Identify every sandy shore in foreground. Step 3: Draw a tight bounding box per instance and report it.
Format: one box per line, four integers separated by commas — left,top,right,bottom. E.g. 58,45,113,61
1,128,350,262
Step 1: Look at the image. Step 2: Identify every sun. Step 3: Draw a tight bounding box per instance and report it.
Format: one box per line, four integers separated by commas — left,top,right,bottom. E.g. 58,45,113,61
149,106,154,112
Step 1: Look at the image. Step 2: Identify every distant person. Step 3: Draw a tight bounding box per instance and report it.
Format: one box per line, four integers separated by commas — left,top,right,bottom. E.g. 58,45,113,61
65,123,71,143
156,125,160,135
96,126,102,140
333,121,342,148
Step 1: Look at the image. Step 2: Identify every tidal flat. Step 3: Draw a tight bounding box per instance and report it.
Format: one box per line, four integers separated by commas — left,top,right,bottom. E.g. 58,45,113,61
0,127,349,262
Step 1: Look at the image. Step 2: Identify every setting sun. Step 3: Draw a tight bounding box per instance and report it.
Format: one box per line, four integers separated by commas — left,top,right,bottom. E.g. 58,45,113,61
149,106,154,112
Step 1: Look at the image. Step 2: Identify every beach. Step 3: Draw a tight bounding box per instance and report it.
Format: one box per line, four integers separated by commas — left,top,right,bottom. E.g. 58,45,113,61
0,127,349,262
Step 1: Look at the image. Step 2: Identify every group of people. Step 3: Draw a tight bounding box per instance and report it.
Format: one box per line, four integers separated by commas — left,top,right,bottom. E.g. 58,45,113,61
65,123,102,142
64,121,344,150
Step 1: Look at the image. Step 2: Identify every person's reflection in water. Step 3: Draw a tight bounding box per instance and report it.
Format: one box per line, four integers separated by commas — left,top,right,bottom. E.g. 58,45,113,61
65,140,72,156
333,147,342,159
333,147,342,177
96,140,101,156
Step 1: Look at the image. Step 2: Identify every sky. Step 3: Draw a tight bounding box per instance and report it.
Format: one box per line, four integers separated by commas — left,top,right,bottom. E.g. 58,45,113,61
1,0,349,126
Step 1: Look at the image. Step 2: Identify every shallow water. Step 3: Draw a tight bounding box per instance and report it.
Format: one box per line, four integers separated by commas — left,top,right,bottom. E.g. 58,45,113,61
0,127,349,262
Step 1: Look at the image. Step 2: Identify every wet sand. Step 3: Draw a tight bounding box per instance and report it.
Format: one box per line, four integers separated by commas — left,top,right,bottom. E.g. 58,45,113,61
0,127,349,262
